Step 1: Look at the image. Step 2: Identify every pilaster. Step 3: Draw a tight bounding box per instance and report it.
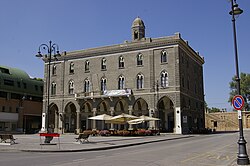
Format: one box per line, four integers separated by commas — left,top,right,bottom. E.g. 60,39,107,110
174,107,182,134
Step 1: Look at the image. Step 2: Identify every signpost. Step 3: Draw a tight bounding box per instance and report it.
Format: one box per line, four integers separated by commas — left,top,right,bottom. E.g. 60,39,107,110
232,95,245,111
232,95,249,165
232,95,245,120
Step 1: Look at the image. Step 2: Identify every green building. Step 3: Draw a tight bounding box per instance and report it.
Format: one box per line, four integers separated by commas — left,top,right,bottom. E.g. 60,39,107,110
0,65,43,133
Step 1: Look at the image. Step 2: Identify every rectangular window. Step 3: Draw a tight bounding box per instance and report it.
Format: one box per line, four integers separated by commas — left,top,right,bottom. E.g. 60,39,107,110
17,82,21,88
85,60,90,72
0,91,7,98
69,62,74,74
101,58,107,70
161,50,168,63
16,107,19,113
23,83,27,89
52,65,57,76
11,93,21,99
4,79,14,86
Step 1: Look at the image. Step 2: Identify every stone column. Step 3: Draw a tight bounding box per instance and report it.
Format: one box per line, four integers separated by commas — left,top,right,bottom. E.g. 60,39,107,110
41,112,46,132
174,107,182,134
128,106,133,130
54,112,59,133
149,109,156,130
40,101,47,132
92,108,97,130
58,113,63,134
110,107,114,130
76,111,80,134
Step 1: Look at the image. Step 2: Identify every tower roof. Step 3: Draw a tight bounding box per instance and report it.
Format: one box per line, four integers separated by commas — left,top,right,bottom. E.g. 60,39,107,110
132,17,145,28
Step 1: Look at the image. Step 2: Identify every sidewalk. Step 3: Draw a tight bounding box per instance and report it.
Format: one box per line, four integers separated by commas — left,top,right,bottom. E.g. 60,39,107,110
0,134,193,152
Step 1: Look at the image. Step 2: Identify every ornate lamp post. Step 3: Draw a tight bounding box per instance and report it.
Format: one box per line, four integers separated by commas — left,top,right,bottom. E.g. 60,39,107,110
229,0,249,165
36,41,60,143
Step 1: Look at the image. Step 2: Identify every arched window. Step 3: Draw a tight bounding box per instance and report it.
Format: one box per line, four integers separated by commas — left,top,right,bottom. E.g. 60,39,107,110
69,80,74,94
136,73,144,89
51,82,56,95
84,79,91,93
161,71,169,88
118,56,124,68
69,62,74,74
134,30,139,40
85,60,90,72
118,75,125,89
52,65,57,75
98,101,108,112
101,77,107,92
161,50,168,63
118,101,124,112
101,58,107,70
137,53,143,66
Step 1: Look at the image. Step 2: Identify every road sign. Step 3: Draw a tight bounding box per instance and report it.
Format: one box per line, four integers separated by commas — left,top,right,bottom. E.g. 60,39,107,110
232,95,245,110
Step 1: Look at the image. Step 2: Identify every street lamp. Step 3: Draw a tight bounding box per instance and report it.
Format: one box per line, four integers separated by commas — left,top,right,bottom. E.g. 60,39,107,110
36,41,60,143
229,0,249,165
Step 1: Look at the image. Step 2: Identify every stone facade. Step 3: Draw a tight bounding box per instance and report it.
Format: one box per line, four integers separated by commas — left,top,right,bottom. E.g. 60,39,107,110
41,17,205,134
205,112,250,131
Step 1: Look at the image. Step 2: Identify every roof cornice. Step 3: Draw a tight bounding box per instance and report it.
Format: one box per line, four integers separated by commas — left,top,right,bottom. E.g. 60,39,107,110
61,35,180,60
59,33,204,65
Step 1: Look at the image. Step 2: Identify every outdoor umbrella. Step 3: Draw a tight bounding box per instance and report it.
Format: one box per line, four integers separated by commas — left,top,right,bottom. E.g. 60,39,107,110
127,119,144,124
88,114,113,121
107,113,139,124
139,115,160,121
128,115,160,124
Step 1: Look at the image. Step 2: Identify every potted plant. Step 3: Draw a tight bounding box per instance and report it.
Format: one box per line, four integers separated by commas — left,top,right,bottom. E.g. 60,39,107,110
99,130,110,136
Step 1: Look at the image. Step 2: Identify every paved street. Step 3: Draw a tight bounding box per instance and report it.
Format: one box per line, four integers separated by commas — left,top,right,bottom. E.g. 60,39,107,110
1,131,250,165
0,133,192,152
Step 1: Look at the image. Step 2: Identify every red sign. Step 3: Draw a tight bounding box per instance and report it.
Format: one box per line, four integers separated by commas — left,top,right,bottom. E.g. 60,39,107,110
39,133,60,137
232,95,245,110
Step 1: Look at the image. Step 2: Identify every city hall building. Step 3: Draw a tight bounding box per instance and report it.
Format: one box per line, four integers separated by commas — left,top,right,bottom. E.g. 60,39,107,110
41,17,205,134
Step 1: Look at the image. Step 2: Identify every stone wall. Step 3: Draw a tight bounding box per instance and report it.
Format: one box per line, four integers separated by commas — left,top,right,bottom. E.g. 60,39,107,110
205,112,250,131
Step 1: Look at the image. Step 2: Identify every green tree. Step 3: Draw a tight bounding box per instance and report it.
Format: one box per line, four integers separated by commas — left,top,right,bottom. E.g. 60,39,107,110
208,107,221,113
229,72,250,111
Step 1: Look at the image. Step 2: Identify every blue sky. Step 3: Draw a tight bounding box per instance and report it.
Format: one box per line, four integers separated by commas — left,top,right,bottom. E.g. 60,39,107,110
0,0,249,111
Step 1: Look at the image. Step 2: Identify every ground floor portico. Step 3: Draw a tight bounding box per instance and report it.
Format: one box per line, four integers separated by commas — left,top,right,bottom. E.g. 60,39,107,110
41,90,204,134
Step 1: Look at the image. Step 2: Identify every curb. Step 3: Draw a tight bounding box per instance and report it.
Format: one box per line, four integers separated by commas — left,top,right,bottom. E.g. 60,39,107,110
21,135,194,153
